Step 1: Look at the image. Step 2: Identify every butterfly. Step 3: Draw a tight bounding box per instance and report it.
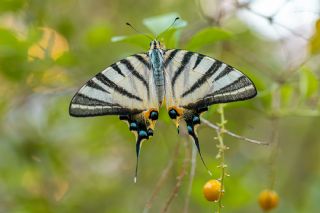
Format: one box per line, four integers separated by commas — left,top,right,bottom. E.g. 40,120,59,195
69,19,257,182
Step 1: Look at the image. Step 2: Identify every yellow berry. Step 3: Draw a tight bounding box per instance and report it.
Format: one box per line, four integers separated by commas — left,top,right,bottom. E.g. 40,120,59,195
258,189,279,211
203,179,222,201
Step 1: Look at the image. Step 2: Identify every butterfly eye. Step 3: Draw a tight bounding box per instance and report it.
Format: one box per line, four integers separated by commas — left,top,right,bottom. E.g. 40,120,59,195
149,111,158,120
168,109,179,119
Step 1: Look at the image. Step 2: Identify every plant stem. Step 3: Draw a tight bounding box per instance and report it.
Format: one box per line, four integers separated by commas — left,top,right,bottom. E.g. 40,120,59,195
216,104,228,212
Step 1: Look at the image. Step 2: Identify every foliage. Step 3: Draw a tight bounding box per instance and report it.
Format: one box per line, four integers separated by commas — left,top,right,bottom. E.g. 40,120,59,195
0,0,320,213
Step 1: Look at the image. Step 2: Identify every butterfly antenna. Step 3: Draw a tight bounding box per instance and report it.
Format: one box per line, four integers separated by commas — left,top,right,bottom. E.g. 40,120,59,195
126,22,154,41
156,17,180,40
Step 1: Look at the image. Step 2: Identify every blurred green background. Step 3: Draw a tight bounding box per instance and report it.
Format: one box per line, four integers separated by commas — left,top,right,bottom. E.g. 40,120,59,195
0,0,320,212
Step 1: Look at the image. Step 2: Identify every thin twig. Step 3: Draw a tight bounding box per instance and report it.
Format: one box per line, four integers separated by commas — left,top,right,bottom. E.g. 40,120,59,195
268,87,281,189
143,141,182,213
161,138,190,213
201,117,268,145
183,142,197,213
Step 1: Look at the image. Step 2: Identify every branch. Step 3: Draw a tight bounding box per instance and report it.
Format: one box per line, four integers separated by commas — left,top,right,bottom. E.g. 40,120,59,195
143,141,182,213
216,105,227,212
183,142,197,213
161,136,190,213
201,117,268,146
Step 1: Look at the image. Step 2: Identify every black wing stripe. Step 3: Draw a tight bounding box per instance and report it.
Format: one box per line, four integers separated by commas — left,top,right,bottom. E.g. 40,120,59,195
86,79,110,93
111,63,125,77
181,61,222,98
120,59,149,98
208,76,253,97
95,73,143,101
171,51,194,90
133,54,150,69
192,54,204,70
213,66,233,82
70,106,142,117
182,77,256,109
73,93,121,107
164,49,180,68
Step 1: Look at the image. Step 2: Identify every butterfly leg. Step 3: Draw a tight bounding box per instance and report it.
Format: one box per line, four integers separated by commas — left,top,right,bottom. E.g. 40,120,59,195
119,109,159,182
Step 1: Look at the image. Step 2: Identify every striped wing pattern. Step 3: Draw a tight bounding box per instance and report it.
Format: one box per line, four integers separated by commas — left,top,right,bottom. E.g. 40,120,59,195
69,53,159,117
163,49,257,109
70,47,257,181
163,49,257,173
69,53,161,182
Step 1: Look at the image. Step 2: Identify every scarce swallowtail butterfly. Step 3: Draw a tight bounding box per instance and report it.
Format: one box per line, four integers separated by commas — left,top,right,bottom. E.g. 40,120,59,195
69,18,257,182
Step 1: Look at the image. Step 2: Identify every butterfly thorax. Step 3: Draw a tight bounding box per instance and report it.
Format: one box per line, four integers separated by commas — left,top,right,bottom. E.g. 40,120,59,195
149,40,165,105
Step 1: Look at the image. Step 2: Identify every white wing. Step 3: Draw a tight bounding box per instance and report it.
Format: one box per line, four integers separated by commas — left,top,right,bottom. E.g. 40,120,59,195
69,54,159,117
163,49,257,110
70,53,162,182
163,49,257,173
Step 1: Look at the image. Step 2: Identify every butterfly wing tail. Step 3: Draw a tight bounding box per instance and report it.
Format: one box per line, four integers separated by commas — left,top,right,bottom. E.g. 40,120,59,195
119,109,158,182
184,108,212,176
168,106,212,175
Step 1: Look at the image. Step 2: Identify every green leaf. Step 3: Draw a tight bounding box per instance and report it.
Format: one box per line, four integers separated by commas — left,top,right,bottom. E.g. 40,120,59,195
85,24,112,47
111,13,187,49
0,0,25,12
143,12,187,36
299,67,318,99
158,28,179,48
185,27,232,51
280,84,294,107
111,34,150,49
25,27,43,45
0,28,29,81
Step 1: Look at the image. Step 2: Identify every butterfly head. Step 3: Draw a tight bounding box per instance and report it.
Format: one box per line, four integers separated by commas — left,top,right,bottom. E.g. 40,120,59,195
149,40,161,49
148,40,164,57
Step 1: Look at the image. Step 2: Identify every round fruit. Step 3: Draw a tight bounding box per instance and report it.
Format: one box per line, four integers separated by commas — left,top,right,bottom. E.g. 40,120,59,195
203,179,222,201
258,189,279,211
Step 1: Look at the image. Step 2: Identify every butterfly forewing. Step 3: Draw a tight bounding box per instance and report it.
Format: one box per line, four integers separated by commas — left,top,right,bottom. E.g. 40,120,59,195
69,53,159,117
163,49,257,109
